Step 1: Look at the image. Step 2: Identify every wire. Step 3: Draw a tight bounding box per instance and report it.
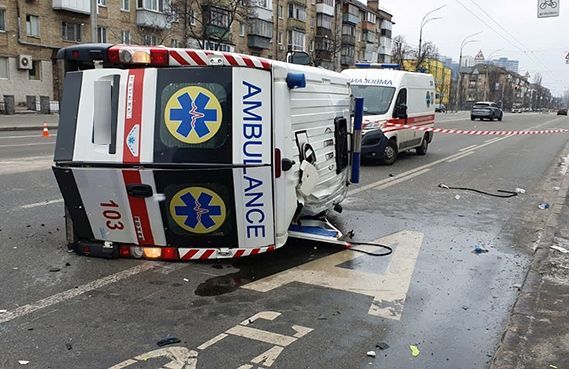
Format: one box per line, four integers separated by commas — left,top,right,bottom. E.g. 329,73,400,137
346,241,393,256
438,183,518,198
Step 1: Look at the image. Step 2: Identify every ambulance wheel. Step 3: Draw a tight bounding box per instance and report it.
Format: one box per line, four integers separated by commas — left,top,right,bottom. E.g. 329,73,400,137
416,135,429,155
381,140,398,165
498,114,503,121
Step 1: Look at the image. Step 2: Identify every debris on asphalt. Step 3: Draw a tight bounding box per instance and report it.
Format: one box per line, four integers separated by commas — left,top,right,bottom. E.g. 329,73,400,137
462,306,469,310
473,245,489,254
409,345,420,357
183,278,189,282
366,351,376,357
550,245,569,253
65,262,71,267
513,284,522,290
538,203,550,210
515,188,526,194
389,173,394,177
49,267,61,272
18,361,29,365
455,195,461,200
317,315,327,320
553,186,560,191
157,336,181,347
376,342,390,350
0,309,7,313
66,343,73,350
549,365,558,369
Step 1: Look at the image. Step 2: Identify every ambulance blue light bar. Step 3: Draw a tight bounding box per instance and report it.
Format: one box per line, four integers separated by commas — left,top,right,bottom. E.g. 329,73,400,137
354,62,401,70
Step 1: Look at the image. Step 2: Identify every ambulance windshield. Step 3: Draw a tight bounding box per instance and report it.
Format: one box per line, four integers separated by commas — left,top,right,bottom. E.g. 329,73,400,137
351,85,396,116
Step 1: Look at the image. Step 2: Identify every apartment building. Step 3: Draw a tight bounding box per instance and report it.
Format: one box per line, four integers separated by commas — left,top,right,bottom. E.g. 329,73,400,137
0,0,392,106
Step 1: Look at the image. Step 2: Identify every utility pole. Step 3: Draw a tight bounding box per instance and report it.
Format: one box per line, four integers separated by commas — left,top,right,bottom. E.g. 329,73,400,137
91,0,98,42
417,5,445,70
455,31,481,111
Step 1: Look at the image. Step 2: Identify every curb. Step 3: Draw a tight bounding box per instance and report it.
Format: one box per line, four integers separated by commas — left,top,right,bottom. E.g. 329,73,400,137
0,125,58,132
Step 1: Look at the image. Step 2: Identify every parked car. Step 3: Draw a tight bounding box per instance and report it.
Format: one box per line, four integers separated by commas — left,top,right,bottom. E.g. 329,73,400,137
558,108,568,116
471,102,503,121
435,104,446,113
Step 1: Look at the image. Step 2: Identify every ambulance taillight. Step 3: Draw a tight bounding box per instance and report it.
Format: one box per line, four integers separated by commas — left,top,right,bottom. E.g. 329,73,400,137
107,46,169,66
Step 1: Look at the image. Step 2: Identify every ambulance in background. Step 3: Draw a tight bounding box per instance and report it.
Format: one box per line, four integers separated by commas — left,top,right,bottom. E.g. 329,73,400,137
53,44,355,261
342,63,436,165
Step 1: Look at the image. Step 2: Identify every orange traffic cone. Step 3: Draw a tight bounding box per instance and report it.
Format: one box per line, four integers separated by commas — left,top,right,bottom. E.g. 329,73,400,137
42,121,49,137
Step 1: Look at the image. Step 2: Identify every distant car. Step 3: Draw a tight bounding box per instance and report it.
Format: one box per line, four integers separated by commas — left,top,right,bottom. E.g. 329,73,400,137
558,108,568,116
435,104,446,113
471,102,503,121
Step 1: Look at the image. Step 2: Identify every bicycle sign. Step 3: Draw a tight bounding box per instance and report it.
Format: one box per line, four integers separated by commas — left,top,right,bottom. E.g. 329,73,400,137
538,0,559,18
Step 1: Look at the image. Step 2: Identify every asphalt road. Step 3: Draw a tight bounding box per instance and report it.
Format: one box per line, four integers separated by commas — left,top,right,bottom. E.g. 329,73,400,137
1,112,568,369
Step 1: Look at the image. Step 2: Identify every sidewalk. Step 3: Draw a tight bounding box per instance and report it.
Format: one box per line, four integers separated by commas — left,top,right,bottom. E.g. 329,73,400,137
491,144,569,369
0,114,59,132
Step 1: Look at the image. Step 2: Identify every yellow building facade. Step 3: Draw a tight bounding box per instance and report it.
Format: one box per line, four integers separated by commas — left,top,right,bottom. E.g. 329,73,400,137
403,59,452,106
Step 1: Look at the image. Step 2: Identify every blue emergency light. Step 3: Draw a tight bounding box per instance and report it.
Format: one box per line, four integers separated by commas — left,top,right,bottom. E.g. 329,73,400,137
354,62,401,70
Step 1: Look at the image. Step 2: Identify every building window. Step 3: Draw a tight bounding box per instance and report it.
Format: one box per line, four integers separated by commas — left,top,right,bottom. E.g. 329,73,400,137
189,9,196,25
26,15,39,37
29,61,41,81
209,7,230,28
121,30,131,44
342,24,355,36
204,41,234,52
278,5,283,18
171,38,179,47
97,26,107,43
62,22,82,42
288,3,306,21
121,0,130,10
288,29,305,51
137,0,166,12
144,34,158,45
250,19,272,38
317,14,332,29
366,12,376,23
0,9,6,32
0,57,7,79
239,22,245,37
278,31,283,44
98,0,107,6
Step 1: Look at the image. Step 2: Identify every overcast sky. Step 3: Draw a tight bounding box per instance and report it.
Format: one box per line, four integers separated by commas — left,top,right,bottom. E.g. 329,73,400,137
377,0,569,95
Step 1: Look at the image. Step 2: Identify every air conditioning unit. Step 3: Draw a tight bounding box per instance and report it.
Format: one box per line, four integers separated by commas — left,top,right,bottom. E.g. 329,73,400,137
18,55,33,70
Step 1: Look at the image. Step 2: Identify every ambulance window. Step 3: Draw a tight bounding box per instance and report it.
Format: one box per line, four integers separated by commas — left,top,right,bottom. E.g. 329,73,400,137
160,82,228,150
351,85,395,115
395,88,407,106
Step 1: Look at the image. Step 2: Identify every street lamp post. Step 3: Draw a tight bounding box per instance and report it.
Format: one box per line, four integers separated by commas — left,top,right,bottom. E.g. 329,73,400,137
484,48,503,101
454,31,482,111
417,5,445,70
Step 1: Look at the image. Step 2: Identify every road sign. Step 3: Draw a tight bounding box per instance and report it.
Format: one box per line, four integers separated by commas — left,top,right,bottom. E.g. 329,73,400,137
475,50,485,61
566,52,569,64
538,0,560,18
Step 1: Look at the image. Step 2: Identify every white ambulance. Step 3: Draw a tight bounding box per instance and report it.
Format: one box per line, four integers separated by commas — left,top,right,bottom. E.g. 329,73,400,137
53,44,356,261
341,63,436,165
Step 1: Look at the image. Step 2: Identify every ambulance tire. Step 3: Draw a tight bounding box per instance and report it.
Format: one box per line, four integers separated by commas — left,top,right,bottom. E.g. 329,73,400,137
381,139,398,165
416,135,429,155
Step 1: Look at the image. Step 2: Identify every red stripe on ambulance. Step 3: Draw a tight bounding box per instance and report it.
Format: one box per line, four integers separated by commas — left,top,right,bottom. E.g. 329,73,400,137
122,170,155,245
123,69,145,164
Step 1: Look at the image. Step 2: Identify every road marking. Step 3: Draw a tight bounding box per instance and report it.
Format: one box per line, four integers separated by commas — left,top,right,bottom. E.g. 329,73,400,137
373,168,431,191
226,326,298,346
0,142,55,148
459,144,478,152
485,137,502,144
243,230,424,320
109,347,198,369
447,150,476,163
0,155,53,175
251,346,284,367
0,134,54,139
0,263,154,324
20,198,63,209
197,334,228,351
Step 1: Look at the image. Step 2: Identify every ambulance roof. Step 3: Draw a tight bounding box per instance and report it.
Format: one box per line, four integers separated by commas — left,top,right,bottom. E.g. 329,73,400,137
341,68,433,88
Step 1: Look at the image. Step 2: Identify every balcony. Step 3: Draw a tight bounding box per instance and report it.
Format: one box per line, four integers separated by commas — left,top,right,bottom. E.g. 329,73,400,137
342,13,359,24
53,0,91,15
340,55,354,65
316,27,333,38
250,5,272,21
248,35,271,49
362,21,375,32
341,34,355,45
136,9,168,29
205,24,231,40
364,31,377,43
316,3,334,16
287,18,306,31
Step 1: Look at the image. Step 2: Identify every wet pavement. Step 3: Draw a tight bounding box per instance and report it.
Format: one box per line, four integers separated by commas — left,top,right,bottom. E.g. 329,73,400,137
1,113,569,368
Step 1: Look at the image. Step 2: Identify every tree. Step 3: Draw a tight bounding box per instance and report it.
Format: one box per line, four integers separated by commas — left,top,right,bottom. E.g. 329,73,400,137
391,35,412,68
413,41,439,72
170,0,252,51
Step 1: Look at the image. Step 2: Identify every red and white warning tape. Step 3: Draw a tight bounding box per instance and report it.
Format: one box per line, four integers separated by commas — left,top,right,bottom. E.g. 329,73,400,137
384,123,569,136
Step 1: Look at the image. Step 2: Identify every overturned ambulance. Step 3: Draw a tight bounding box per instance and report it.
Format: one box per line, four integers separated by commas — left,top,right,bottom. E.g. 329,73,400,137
53,44,360,261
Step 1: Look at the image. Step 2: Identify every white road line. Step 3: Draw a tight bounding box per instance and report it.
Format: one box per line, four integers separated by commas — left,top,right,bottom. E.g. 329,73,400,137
373,168,431,191
225,326,297,346
0,263,154,324
459,144,478,152
0,134,54,139
485,138,501,144
20,198,63,209
447,151,476,163
197,334,228,350
0,142,55,148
